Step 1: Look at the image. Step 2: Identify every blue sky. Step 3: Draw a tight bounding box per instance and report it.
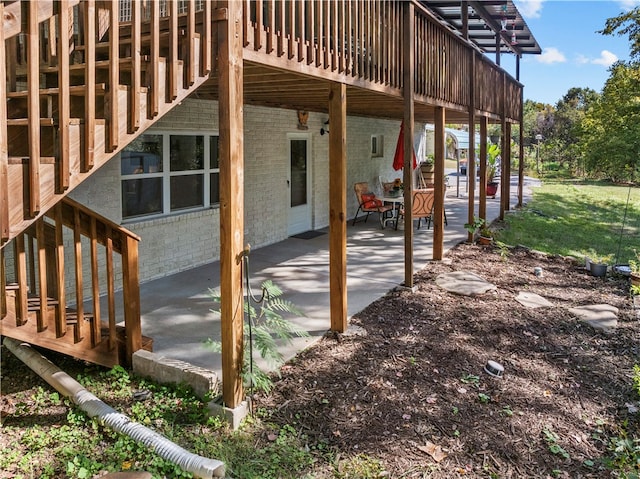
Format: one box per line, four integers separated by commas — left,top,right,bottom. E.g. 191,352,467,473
498,0,639,105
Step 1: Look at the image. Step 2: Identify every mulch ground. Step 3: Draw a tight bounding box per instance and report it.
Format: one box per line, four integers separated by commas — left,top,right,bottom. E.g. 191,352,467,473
257,242,640,478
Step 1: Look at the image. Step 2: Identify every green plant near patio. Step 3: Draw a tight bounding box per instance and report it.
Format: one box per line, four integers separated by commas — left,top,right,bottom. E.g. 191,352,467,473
208,279,309,394
463,216,485,236
586,249,614,265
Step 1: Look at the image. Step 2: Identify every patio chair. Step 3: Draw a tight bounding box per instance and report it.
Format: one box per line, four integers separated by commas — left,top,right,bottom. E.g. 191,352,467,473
352,182,393,228
399,188,435,230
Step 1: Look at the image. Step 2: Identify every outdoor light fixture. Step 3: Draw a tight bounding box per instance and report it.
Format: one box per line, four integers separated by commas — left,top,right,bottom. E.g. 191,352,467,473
320,120,329,135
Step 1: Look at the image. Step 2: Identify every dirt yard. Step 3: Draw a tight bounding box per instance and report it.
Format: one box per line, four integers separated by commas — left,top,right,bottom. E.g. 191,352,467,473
258,242,640,478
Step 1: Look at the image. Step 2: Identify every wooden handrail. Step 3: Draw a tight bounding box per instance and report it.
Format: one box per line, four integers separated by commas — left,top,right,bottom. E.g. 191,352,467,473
2,199,142,363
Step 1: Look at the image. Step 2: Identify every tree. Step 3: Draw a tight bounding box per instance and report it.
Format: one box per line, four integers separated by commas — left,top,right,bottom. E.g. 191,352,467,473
580,62,640,181
600,7,640,61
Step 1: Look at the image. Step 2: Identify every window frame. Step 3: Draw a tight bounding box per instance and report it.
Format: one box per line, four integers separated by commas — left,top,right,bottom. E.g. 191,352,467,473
120,130,220,222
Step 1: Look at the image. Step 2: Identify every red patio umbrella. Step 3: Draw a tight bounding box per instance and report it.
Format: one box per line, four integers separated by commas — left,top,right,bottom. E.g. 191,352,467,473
392,121,417,171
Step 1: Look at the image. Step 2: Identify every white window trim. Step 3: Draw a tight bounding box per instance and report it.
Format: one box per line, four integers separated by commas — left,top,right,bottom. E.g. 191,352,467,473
121,130,219,222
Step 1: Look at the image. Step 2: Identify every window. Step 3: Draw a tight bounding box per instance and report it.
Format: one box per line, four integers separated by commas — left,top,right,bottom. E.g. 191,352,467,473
121,132,219,220
371,134,384,157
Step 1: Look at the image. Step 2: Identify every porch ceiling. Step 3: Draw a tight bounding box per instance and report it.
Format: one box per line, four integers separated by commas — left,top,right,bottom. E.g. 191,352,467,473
194,63,471,125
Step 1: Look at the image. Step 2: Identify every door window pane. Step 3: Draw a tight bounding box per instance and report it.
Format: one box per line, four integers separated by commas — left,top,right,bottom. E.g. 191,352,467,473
290,139,307,207
170,135,204,171
210,136,219,169
171,175,204,210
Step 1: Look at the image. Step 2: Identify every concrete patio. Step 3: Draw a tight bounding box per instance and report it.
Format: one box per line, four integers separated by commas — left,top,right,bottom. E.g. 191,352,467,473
131,176,539,379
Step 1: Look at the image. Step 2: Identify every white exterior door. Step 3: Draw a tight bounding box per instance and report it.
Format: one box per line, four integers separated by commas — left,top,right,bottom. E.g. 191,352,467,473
287,134,312,235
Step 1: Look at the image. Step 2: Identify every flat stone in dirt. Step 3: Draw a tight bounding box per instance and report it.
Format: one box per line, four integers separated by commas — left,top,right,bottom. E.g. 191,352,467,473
569,303,619,330
435,270,496,296
515,291,554,308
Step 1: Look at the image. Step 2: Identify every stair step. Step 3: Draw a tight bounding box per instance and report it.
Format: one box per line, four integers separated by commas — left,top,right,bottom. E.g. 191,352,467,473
6,118,55,126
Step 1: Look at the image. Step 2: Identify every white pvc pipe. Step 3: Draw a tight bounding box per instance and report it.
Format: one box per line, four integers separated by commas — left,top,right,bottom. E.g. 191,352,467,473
3,338,226,479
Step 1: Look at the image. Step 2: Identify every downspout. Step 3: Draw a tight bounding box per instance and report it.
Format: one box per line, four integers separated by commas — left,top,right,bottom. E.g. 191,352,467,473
3,338,226,479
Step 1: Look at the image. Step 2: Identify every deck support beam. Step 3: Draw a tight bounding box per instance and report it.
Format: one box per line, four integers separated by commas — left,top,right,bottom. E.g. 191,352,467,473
479,116,488,221
218,1,245,409
402,1,415,287
329,83,347,332
467,52,477,244
433,107,446,260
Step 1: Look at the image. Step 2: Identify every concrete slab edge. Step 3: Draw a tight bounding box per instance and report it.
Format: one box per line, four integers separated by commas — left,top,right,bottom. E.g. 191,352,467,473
132,350,219,401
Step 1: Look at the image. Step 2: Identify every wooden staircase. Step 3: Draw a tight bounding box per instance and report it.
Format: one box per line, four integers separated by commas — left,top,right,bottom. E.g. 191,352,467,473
1,0,219,367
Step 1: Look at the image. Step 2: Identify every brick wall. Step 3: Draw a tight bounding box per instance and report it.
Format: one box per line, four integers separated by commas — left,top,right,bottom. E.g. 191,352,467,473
69,98,426,286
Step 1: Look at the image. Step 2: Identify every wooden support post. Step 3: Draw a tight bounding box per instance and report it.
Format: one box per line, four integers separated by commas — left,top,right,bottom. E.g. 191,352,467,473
500,74,507,219
169,1,179,100
0,2,8,242
122,235,142,365
479,116,488,221
218,1,245,409
149,0,160,118
329,83,347,333
467,52,476,244
403,1,415,286
433,107,445,260
518,93,525,207
504,122,512,213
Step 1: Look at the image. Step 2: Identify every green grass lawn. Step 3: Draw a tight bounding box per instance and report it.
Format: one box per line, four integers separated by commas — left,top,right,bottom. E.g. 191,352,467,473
497,180,640,264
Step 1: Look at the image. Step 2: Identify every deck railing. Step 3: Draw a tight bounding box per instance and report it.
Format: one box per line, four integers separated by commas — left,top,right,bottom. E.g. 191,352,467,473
1,197,142,367
243,0,522,120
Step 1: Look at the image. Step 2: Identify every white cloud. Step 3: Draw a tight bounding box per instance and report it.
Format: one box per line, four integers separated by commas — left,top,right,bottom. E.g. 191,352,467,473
514,0,544,19
537,47,566,64
618,0,640,11
592,50,619,66
576,54,589,65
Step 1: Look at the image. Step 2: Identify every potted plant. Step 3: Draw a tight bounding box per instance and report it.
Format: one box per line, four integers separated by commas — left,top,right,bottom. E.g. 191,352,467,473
486,143,500,198
478,226,494,245
587,251,613,278
421,155,435,185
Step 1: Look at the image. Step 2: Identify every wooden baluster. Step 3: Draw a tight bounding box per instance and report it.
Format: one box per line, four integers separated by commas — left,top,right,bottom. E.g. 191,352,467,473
105,226,116,351
27,232,37,295
287,1,294,60
0,2,9,242
149,0,159,117
57,0,71,190
265,0,274,55
331,1,337,71
296,0,304,61
90,216,101,346
108,0,119,148
202,0,212,74
254,0,262,51
130,0,140,132
187,0,196,85
27,2,41,217
36,219,48,332
54,203,66,337
306,0,314,65
73,208,84,343
14,236,28,326
277,0,284,57
82,0,96,171
169,0,179,100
